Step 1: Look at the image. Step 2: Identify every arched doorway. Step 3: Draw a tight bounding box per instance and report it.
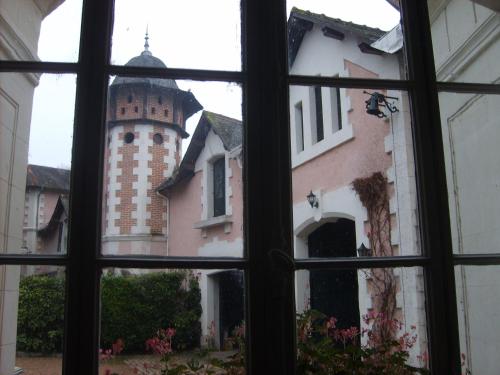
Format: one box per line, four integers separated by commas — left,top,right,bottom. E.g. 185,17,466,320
308,219,360,330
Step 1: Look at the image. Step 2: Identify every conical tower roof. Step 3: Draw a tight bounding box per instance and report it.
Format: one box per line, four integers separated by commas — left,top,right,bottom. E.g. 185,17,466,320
111,32,178,90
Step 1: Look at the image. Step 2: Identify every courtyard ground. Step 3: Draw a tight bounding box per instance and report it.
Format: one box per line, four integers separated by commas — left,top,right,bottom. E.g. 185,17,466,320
16,351,237,375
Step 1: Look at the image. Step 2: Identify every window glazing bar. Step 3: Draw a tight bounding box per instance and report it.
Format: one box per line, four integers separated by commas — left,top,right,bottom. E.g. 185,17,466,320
0,254,68,265
401,0,461,373
453,254,500,265
0,61,78,73
437,81,500,94
295,255,429,270
63,0,113,374
96,256,248,270
108,64,244,83
288,74,412,90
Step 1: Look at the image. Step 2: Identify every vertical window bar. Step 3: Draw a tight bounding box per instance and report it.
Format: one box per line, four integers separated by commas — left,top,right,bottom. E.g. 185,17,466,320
245,0,295,373
400,0,461,373
63,0,113,374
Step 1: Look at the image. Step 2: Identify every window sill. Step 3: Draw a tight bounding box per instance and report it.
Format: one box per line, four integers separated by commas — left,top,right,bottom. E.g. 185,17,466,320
193,215,233,230
292,125,354,169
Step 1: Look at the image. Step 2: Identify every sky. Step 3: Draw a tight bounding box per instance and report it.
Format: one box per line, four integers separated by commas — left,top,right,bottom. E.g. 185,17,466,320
29,0,399,168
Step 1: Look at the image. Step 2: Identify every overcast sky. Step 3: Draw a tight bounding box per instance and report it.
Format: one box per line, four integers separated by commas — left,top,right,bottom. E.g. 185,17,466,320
30,0,399,168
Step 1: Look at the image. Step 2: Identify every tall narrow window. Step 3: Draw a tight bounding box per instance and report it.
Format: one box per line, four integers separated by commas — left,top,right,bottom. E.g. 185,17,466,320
295,101,304,152
331,87,342,132
213,157,225,217
314,86,324,142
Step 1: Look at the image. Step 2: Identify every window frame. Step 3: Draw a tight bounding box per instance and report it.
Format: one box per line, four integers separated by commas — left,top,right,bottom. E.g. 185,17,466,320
0,0,499,374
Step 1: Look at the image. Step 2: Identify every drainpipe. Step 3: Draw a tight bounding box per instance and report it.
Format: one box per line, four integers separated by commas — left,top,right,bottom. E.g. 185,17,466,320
156,190,169,256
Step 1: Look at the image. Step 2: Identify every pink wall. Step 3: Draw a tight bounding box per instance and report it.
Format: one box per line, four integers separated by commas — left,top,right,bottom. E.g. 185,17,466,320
292,60,392,202
168,172,204,257
168,157,244,257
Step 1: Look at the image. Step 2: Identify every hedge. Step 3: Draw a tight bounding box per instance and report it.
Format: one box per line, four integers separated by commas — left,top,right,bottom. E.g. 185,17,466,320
17,275,65,354
100,271,202,352
17,271,202,354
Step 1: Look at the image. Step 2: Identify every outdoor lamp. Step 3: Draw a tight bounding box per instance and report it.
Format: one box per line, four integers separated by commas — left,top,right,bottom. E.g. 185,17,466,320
364,91,399,118
357,243,373,257
307,190,319,208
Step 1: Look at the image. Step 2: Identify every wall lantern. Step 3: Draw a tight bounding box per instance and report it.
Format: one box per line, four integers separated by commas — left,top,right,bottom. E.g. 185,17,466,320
364,91,399,118
357,243,373,257
307,190,319,208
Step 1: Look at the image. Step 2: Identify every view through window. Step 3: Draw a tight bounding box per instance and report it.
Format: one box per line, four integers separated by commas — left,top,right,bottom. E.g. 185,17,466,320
0,0,499,374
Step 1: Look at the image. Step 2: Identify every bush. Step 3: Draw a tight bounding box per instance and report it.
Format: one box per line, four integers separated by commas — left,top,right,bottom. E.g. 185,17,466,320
17,275,65,354
100,271,201,353
17,271,202,355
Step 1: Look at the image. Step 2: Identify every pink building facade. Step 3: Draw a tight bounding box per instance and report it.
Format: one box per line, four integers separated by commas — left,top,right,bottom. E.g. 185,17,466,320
156,8,425,358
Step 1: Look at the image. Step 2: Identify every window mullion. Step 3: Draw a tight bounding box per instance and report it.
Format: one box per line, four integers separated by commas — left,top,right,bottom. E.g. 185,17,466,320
244,0,295,373
400,0,461,373
63,0,113,374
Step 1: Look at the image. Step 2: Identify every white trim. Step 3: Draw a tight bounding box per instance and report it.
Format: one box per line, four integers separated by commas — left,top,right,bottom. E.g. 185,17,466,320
193,215,232,230
436,13,499,81
0,14,40,74
102,234,167,242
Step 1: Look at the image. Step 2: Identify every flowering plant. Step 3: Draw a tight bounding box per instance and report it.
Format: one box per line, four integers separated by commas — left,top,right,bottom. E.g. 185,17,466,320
126,326,245,375
297,309,429,375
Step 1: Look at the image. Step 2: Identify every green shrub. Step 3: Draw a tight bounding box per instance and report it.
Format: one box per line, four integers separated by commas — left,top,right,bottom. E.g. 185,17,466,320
17,271,202,355
17,275,65,354
100,271,201,353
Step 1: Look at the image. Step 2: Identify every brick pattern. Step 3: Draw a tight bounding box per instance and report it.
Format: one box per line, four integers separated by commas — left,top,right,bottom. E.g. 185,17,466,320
114,88,176,124
105,84,185,240
147,126,169,234
115,125,139,234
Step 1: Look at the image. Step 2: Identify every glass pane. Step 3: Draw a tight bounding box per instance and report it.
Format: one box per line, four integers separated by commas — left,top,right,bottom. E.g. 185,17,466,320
0,265,65,375
99,268,245,375
290,87,420,258
0,73,75,255
112,0,241,71
428,0,500,84
101,77,243,257
439,92,500,254
287,1,405,79
0,0,82,62
296,267,428,373
455,265,500,375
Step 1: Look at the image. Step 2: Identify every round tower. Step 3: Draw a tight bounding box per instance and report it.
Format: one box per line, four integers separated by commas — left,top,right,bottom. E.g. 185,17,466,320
102,36,202,256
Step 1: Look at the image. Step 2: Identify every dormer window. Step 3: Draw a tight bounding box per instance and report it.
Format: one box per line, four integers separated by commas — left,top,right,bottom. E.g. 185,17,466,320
127,95,133,103
158,96,162,104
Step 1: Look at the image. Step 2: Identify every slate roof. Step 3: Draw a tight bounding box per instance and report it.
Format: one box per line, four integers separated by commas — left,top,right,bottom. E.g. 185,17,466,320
110,50,202,121
26,165,70,191
157,111,242,194
111,51,179,90
205,111,243,151
288,7,387,66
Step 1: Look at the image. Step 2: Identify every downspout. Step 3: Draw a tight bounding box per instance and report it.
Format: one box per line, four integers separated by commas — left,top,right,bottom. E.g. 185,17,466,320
156,190,169,256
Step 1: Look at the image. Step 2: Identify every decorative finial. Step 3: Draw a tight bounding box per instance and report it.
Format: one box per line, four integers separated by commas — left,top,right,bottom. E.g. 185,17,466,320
142,26,152,56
